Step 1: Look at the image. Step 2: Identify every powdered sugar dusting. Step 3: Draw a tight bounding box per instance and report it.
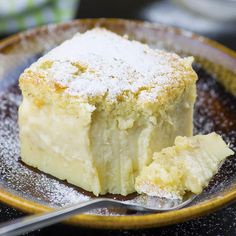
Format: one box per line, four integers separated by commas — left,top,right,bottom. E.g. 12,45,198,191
137,182,181,200
27,28,193,102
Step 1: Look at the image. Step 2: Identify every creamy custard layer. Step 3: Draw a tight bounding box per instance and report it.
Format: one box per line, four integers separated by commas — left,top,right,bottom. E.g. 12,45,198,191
19,83,195,195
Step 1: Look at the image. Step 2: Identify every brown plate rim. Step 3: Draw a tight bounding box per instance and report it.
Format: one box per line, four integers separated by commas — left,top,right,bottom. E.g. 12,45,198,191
0,18,236,229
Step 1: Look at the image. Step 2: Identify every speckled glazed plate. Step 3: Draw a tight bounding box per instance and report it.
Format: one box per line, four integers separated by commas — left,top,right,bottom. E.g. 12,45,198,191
0,19,236,229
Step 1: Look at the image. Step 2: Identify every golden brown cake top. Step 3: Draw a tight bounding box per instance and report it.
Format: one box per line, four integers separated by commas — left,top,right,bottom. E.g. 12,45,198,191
20,28,197,104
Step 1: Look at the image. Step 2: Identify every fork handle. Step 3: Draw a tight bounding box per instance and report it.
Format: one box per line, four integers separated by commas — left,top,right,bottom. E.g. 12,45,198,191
0,199,123,236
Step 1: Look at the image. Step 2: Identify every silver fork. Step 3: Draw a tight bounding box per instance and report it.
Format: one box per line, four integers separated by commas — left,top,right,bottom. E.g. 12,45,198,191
0,195,195,236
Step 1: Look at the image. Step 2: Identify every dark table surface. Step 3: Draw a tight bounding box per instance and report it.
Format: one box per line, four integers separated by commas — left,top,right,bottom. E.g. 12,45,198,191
0,0,236,235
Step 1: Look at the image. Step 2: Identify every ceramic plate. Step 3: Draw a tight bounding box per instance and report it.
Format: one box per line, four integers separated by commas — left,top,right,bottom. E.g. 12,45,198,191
0,19,235,229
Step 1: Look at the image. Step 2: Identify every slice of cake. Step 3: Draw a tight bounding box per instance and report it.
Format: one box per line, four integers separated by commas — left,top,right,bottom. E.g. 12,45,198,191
135,132,234,199
18,28,197,196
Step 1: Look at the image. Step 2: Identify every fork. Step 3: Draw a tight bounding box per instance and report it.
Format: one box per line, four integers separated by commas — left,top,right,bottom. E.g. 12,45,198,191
0,196,195,236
